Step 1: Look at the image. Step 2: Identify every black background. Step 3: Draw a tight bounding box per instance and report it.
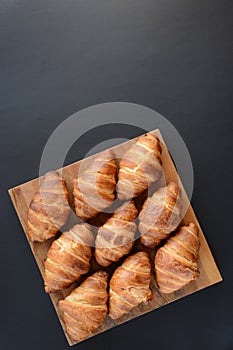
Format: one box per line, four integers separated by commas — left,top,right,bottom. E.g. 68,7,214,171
1,1,233,349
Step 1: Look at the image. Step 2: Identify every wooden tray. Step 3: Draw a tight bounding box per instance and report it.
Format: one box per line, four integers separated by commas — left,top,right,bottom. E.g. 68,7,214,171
8,129,222,346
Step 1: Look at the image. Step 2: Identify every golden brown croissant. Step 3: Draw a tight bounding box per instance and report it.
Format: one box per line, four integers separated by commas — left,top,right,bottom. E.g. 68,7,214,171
109,252,152,319
117,133,162,200
73,150,117,221
44,224,94,293
59,271,108,342
94,201,138,266
27,171,70,242
155,223,200,293
139,182,182,248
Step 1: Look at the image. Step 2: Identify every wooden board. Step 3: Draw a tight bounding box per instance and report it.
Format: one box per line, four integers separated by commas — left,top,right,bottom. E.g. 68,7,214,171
8,129,222,346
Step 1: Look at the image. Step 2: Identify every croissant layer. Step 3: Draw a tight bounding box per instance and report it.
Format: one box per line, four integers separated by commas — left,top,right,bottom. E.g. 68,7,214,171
59,271,108,342
109,252,152,319
44,224,94,292
27,171,70,242
73,150,117,221
139,182,182,248
155,223,200,293
95,201,138,266
117,133,162,200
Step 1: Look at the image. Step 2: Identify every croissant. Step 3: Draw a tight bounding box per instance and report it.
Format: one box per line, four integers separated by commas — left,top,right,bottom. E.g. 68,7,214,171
94,201,138,266
27,171,70,242
109,252,152,319
139,182,182,248
155,223,200,293
73,150,117,221
117,133,162,200
44,224,94,293
59,271,108,342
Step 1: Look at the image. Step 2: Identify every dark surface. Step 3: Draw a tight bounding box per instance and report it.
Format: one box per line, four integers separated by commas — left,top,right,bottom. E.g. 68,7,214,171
1,1,233,349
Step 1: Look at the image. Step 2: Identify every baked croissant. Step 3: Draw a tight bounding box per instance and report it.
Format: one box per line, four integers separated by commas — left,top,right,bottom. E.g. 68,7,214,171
59,271,108,342
109,252,152,319
94,201,138,266
73,150,117,221
155,223,200,293
27,171,70,242
139,182,182,248
44,224,94,293
117,133,162,200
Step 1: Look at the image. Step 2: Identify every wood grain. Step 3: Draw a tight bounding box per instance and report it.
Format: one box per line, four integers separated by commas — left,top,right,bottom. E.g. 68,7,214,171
8,129,222,346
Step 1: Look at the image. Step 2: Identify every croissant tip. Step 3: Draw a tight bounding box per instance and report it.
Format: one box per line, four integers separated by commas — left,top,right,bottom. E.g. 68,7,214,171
95,270,108,279
28,235,34,243
167,181,179,194
188,222,198,229
145,289,153,303
44,286,50,293
116,192,127,201
43,170,60,179
45,286,57,293
108,313,118,320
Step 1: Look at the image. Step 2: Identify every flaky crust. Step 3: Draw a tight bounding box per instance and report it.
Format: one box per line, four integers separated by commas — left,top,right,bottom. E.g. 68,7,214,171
155,223,200,293
109,252,152,319
117,133,162,200
139,182,182,248
59,271,108,342
94,201,138,266
73,150,117,221
27,171,70,242
44,224,94,293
